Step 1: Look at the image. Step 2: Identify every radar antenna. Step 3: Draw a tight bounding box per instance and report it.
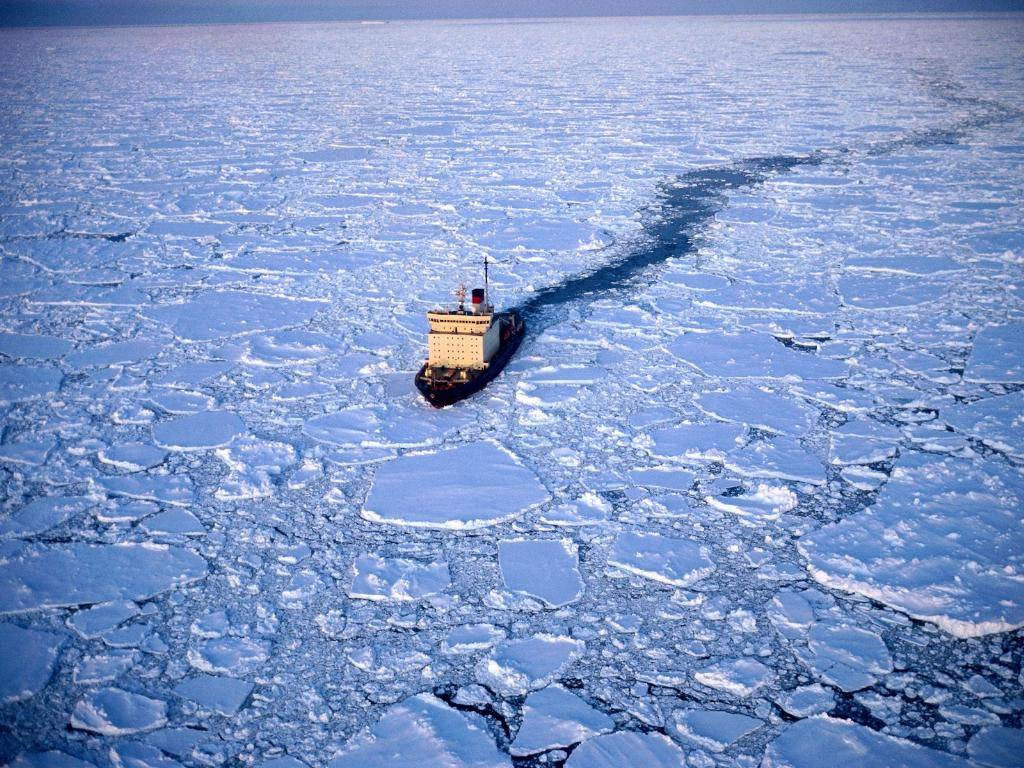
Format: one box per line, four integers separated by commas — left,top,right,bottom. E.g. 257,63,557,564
484,254,490,309
454,283,467,312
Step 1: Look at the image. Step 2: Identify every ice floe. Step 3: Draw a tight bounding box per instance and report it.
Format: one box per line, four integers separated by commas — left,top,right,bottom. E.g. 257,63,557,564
798,455,1024,637
174,674,254,716
0,544,207,614
672,708,763,752
942,391,1024,459
498,538,583,608
362,442,550,529
71,687,168,735
764,716,970,767
668,331,848,380
0,623,65,703
694,658,773,697
347,554,450,601
795,621,893,692
964,323,1024,383
510,685,614,756
329,693,509,768
476,634,584,696
564,731,687,768
607,531,714,587
153,411,246,450
0,496,93,538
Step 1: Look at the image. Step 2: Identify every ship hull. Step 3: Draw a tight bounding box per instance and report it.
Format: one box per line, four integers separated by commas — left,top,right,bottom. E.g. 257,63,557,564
415,311,525,407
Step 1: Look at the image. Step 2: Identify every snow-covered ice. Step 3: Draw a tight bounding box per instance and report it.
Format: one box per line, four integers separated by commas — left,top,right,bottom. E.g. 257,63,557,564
0,624,65,703
510,685,614,756
498,539,583,608
0,544,207,613
346,554,450,601
564,731,687,768
361,442,550,529
764,716,971,767
672,708,764,752
329,694,509,768
607,531,714,587
476,635,585,696
694,658,773,698
70,687,168,736
798,455,1024,637
1,12,1023,768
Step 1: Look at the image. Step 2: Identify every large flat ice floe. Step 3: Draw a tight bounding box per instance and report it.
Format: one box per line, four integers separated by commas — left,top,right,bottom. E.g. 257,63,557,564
564,731,687,768
476,635,585,696
0,623,65,703
147,291,326,342
667,331,848,380
347,554,450,601
0,543,207,614
153,411,247,451
498,539,583,608
510,685,614,756
329,693,509,768
763,716,971,767
361,442,550,529
607,531,715,587
963,322,1024,382
70,687,168,736
798,454,1024,637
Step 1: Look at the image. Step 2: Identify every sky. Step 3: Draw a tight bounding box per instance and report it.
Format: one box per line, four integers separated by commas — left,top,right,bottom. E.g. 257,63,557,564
1,0,1023,27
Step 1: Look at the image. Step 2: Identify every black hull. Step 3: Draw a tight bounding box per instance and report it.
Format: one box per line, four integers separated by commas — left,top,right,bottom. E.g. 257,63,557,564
416,311,525,408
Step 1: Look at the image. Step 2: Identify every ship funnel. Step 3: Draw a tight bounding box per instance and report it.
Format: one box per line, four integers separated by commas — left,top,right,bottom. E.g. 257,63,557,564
471,288,485,313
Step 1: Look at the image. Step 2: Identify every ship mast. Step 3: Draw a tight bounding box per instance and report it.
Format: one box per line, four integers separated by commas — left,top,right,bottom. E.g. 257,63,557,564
484,254,489,310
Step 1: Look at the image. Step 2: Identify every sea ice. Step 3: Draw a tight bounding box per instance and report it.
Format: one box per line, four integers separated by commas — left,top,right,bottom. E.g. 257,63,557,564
796,621,893,692
70,687,167,735
694,658,773,698
67,600,141,639
329,693,509,768
564,731,687,768
510,685,614,756
66,340,162,369
671,709,763,752
98,444,168,472
773,684,835,718
153,411,246,450
964,323,1024,383
607,531,715,587
0,365,62,404
0,543,207,614
0,496,93,539
0,623,65,703
648,422,745,462
147,291,325,342
498,539,583,608
140,509,206,536
347,554,450,601
188,637,269,676
361,441,550,529
942,391,1024,459
798,455,1024,637
0,332,72,359
9,753,97,768
476,635,584,696
724,437,825,485
99,474,194,506
967,726,1024,768
667,331,848,380
696,388,817,434
763,716,971,767
174,674,254,716
706,484,798,521
73,650,137,685
442,624,505,654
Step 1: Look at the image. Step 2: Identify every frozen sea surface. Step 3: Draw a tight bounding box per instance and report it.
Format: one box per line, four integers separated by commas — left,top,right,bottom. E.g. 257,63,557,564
1,12,1023,768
